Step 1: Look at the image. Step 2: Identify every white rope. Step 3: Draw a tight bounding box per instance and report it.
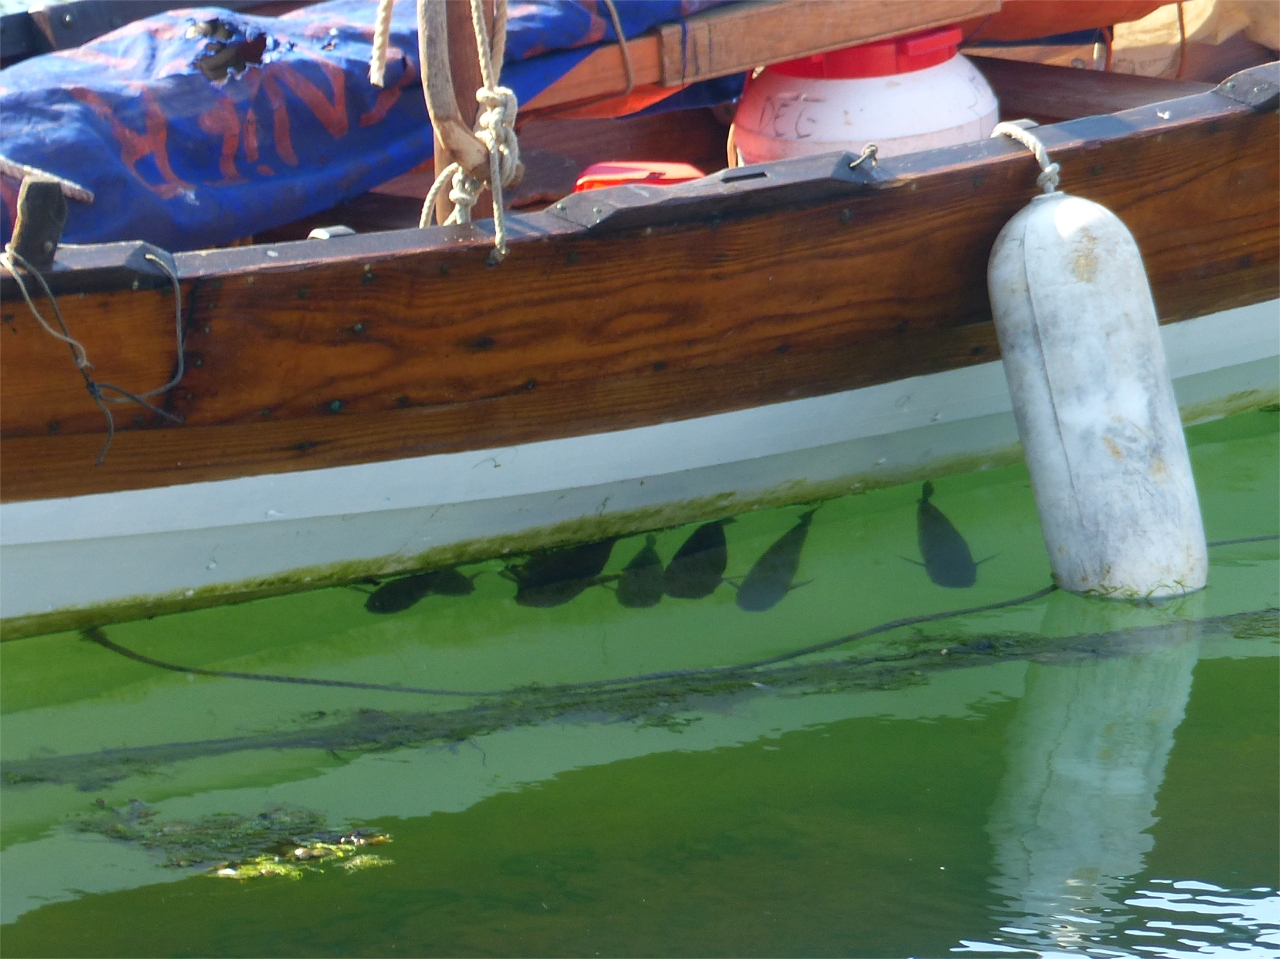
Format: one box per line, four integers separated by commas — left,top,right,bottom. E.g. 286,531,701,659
991,121,1060,194
368,0,397,87
415,0,521,262
0,155,94,204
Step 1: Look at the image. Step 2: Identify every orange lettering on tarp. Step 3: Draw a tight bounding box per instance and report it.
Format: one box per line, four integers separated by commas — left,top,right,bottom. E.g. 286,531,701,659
359,46,418,127
243,107,260,163
580,1,608,46
69,87,192,199
197,94,246,183
261,57,348,167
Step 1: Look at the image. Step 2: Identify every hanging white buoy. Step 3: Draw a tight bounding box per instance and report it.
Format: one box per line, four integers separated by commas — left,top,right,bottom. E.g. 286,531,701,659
987,122,1207,599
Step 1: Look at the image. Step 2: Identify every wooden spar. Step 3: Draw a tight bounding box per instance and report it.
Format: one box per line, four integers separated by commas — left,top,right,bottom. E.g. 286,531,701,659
7,177,67,270
420,0,492,221
970,56,1213,122
0,65,1276,503
524,0,1000,116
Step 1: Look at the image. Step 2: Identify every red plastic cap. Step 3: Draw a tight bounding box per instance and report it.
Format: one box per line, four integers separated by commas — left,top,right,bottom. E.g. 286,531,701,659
768,26,963,79
573,161,706,193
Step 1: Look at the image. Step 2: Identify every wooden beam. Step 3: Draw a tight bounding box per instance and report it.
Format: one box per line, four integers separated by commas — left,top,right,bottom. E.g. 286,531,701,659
526,0,1000,114
431,0,495,222
657,0,999,87
2,77,1274,501
971,55,1213,123
524,34,662,112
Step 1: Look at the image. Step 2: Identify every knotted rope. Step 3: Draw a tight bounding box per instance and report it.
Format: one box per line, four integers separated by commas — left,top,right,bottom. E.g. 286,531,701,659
369,0,521,262
991,120,1060,194
420,0,520,262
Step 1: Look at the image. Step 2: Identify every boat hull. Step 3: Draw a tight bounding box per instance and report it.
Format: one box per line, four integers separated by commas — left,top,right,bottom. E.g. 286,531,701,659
2,300,1274,637
2,64,1276,637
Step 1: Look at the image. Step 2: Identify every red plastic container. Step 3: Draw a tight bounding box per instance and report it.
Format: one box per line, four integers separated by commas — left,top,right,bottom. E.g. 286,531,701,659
573,161,706,193
768,26,964,79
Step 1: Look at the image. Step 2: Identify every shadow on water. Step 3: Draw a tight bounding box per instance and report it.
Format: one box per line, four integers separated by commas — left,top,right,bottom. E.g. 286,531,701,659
614,535,664,609
915,481,984,588
505,538,617,608
734,508,816,612
663,519,732,599
364,567,476,614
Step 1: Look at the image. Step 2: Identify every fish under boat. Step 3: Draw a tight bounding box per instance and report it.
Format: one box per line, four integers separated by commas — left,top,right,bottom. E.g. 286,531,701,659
0,0,1276,639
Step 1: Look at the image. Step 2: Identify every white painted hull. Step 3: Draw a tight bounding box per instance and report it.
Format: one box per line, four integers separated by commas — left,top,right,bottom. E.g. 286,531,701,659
2,301,1276,632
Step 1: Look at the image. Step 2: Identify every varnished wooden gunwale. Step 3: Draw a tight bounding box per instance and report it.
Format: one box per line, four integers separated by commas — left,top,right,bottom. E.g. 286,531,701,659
1,68,1276,504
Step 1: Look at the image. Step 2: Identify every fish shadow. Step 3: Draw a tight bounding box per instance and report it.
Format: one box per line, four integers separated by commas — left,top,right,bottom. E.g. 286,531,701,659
364,567,479,614
503,538,618,608
908,481,994,588
731,508,817,612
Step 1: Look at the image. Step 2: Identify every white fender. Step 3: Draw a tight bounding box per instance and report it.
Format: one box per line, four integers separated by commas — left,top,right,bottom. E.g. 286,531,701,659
987,191,1207,597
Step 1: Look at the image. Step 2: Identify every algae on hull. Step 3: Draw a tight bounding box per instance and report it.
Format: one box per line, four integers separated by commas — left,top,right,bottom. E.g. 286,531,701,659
0,443,1027,641
5,389,1273,642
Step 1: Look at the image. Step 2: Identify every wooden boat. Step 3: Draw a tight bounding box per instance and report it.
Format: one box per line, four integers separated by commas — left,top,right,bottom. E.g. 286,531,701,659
1,0,1276,638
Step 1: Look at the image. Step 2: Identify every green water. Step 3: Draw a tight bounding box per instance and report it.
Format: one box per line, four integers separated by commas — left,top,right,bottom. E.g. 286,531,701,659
1,409,1276,957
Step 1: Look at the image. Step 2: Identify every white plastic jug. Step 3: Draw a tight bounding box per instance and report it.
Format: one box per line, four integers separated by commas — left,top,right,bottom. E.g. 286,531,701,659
732,27,999,164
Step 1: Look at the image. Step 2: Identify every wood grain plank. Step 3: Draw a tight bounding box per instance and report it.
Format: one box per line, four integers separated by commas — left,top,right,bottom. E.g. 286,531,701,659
2,83,1275,501
170,107,1280,429
973,55,1213,123
0,317,1004,501
523,31,662,112
525,0,999,113
657,0,999,87
0,284,188,437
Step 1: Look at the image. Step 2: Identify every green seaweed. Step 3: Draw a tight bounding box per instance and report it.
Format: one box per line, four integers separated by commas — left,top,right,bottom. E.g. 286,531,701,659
73,800,391,879
8,607,1271,793
1231,607,1280,640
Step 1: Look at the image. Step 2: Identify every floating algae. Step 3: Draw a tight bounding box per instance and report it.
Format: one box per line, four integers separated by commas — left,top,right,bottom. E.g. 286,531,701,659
12,607,1274,793
213,844,393,881
1231,607,1280,639
73,801,391,879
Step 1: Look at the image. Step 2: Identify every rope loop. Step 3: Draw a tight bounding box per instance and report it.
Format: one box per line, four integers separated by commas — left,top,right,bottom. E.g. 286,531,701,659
991,120,1060,195
475,85,520,182
1036,163,1061,194
409,0,521,261
446,169,484,224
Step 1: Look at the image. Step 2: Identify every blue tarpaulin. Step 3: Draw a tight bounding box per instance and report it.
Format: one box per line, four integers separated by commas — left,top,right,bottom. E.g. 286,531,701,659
0,0,733,251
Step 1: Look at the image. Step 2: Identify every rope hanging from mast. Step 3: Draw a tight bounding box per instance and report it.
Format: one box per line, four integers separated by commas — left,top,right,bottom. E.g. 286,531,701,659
369,0,522,263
